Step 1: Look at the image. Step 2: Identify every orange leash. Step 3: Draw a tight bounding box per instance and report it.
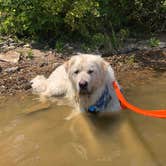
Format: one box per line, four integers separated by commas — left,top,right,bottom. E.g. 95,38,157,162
113,81,166,118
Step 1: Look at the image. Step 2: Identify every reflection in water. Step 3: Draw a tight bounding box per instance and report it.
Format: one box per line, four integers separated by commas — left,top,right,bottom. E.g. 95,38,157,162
0,76,165,166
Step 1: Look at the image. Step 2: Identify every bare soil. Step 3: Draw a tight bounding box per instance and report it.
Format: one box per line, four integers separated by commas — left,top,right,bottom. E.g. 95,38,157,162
0,48,165,95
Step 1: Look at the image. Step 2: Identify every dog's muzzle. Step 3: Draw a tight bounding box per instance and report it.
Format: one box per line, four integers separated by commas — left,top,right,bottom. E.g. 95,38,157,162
79,80,89,94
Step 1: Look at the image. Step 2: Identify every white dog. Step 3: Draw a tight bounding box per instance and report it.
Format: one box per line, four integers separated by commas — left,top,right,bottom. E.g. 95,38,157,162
31,54,122,119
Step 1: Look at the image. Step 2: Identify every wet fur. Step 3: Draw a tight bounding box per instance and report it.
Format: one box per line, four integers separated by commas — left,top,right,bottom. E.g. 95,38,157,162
31,54,121,119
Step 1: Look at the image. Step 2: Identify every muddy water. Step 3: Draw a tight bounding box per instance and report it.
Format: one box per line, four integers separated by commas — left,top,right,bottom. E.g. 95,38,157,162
0,76,165,166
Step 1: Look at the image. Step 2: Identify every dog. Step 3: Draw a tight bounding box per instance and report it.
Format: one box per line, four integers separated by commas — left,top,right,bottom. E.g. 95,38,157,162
31,54,122,119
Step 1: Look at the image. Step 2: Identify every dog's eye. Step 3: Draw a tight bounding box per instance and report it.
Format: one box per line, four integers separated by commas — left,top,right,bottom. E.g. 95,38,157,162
88,69,94,74
74,70,79,74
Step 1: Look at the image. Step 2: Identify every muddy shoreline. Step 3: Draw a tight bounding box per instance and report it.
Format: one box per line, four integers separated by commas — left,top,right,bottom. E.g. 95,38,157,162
0,47,166,95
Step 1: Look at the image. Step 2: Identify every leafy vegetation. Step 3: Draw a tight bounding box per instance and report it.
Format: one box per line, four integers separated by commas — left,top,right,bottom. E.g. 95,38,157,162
148,37,160,47
0,0,165,50
55,40,64,53
27,49,34,59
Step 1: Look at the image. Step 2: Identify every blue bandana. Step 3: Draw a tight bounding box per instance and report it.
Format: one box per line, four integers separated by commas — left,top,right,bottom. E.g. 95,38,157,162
88,86,111,113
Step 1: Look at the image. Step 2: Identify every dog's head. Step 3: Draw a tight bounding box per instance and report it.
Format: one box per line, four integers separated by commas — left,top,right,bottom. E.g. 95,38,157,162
65,54,109,95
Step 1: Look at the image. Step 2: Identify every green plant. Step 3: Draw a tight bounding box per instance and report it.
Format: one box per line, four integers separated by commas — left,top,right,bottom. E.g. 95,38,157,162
0,0,165,49
27,50,34,59
149,37,160,47
80,43,91,53
17,50,24,57
118,29,129,44
55,40,64,53
0,38,3,43
127,54,135,65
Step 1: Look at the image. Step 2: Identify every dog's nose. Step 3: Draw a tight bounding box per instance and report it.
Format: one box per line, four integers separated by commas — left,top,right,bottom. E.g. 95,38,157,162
79,81,88,89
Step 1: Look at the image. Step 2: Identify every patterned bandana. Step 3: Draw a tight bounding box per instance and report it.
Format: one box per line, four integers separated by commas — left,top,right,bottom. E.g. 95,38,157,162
88,86,111,113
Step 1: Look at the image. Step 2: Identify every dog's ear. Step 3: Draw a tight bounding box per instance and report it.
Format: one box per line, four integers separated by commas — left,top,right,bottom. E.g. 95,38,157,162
64,56,76,73
103,61,115,82
101,60,115,81
101,60,109,73
64,59,72,73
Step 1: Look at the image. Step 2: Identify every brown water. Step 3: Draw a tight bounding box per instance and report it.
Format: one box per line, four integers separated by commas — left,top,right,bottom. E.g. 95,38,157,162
0,76,165,166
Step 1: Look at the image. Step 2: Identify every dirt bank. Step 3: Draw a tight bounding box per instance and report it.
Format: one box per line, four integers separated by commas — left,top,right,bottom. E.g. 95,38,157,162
0,47,165,95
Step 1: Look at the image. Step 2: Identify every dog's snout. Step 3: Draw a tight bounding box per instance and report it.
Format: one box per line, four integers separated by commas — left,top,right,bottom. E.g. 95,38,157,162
79,81,88,89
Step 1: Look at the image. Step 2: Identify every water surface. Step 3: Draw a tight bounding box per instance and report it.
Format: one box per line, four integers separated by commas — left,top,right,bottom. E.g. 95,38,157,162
0,76,165,166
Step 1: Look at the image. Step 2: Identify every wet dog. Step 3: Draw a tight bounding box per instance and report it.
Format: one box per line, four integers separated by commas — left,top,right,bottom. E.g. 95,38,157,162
31,54,122,119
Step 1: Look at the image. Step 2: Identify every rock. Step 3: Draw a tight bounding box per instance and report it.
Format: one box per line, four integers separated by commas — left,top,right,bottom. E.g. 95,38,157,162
64,43,74,51
0,85,6,89
9,42,17,47
161,51,166,56
22,82,32,90
23,43,31,48
32,49,46,57
0,41,7,47
0,51,20,63
16,48,46,58
7,46,16,50
0,44,9,52
8,38,14,43
133,63,140,69
4,66,19,73
159,42,166,48
39,62,48,67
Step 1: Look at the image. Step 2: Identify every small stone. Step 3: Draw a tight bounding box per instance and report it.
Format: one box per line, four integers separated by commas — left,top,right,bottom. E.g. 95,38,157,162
32,49,45,57
64,43,74,51
7,46,16,50
159,42,166,48
8,38,14,43
1,85,6,89
23,44,31,48
9,42,17,46
4,66,19,73
161,51,166,56
0,41,7,47
0,51,20,63
39,62,48,67
133,63,140,69
1,44,9,51
22,82,32,90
